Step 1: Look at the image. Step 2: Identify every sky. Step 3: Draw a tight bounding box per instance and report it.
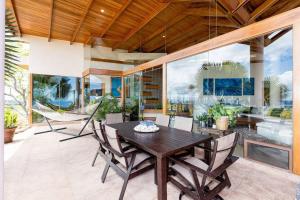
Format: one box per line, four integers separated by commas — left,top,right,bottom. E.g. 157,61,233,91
167,29,293,100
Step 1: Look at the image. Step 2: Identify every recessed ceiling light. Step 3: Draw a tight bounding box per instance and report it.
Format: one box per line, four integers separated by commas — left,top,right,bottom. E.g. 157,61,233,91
100,9,105,13
162,35,166,38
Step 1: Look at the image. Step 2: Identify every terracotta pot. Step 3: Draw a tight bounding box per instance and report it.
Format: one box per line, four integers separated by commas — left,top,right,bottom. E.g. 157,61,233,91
4,127,16,144
216,116,229,131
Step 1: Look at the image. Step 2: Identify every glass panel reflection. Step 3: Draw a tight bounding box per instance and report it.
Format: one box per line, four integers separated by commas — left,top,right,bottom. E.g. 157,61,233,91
166,28,293,169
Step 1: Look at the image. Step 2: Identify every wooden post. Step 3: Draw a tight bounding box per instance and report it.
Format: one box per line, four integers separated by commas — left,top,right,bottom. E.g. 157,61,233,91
162,63,167,114
293,22,300,175
28,73,33,125
81,76,85,112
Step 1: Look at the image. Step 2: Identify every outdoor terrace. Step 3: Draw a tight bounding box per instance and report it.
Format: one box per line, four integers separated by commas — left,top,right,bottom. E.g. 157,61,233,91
4,123,300,200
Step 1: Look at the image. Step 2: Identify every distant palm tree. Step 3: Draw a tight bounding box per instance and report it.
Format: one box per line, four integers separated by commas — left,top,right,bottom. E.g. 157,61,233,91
5,10,20,79
55,77,71,99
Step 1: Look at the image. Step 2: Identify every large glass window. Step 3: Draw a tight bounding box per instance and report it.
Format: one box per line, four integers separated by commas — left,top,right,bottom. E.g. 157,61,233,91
167,28,293,169
83,74,122,105
32,74,82,123
124,73,141,121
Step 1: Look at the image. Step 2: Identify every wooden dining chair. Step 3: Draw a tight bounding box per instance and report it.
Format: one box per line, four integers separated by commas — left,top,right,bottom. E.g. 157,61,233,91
101,125,155,200
169,132,239,200
174,116,194,132
91,120,110,167
91,113,130,167
155,114,170,127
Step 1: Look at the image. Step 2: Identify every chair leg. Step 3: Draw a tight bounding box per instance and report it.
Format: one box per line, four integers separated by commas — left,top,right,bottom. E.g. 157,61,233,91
214,194,224,200
119,174,130,200
154,162,157,185
179,191,185,200
119,153,136,200
223,171,231,188
91,151,99,167
101,163,110,183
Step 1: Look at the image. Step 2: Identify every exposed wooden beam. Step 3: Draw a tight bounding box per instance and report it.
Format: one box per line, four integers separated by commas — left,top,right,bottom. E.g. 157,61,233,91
248,0,280,24
271,0,300,16
184,7,226,17
112,2,171,50
83,68,123,77
145,23,207,52
173,0,212,3
70,0,95,44
199,17,239,28
48,0,54,42
128,14,186,52
91,57,134,65
264,28,291,46
86,0,133,46
216,1,243,26
162,27,234,52
232,0,250,14
8,0,22,36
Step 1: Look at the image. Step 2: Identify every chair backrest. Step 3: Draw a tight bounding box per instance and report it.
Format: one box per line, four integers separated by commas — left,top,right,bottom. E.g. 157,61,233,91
92,120,106,143
173,116,193,132
105,113,123,125
210,132,238,171
104,125,127,167
104,125,123,154
155,114,170,127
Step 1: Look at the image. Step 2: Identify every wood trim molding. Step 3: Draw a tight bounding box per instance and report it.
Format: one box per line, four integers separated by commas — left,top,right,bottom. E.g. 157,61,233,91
91,57,134,65
162,63,167,114
28,73,33,125
82,68,123,77
293,21,300,175
123,7,300,76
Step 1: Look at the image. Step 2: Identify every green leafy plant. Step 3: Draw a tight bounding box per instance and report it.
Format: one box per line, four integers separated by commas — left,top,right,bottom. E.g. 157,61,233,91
125,98,139,121
210,103,240,127
5,108,18,129
196,113,208,122
5,9,21,79
94,94,121,121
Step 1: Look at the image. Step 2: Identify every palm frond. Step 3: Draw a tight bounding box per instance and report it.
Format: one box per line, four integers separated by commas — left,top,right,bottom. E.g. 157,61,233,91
4,9,21,79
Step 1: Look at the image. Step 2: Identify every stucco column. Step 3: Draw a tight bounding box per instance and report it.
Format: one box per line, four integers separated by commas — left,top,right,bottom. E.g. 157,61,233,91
250,37,264,107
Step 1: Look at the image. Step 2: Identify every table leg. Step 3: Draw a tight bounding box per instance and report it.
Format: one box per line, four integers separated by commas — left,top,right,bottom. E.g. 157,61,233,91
157,156,168,200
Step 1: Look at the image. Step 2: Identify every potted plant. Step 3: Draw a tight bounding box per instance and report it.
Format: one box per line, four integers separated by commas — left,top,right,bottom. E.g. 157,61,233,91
210,103,240,130
94,94,122,122
4,108,18,143
196,113,208,128
125,98,139,121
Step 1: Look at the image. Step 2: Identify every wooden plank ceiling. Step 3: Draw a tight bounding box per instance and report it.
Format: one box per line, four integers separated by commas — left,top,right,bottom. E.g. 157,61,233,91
6,0,300,53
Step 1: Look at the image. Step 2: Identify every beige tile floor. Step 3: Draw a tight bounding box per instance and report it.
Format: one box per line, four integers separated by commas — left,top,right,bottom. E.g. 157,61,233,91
4,123,300,200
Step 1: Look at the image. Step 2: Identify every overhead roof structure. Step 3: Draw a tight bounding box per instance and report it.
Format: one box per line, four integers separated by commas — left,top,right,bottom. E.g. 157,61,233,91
5,0,300,53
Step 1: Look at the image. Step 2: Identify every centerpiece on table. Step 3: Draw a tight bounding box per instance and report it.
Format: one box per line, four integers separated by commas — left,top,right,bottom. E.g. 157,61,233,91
134,120,159,133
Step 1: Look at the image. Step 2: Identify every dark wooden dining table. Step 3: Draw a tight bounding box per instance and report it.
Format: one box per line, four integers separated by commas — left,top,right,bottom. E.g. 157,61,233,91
107,121,212,200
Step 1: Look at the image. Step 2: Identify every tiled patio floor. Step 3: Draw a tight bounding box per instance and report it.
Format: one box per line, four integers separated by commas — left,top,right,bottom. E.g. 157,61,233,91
4,123,300,200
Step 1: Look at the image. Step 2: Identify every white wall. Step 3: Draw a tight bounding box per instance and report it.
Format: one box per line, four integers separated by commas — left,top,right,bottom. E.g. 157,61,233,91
23,35,84,77
86,46,166,71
